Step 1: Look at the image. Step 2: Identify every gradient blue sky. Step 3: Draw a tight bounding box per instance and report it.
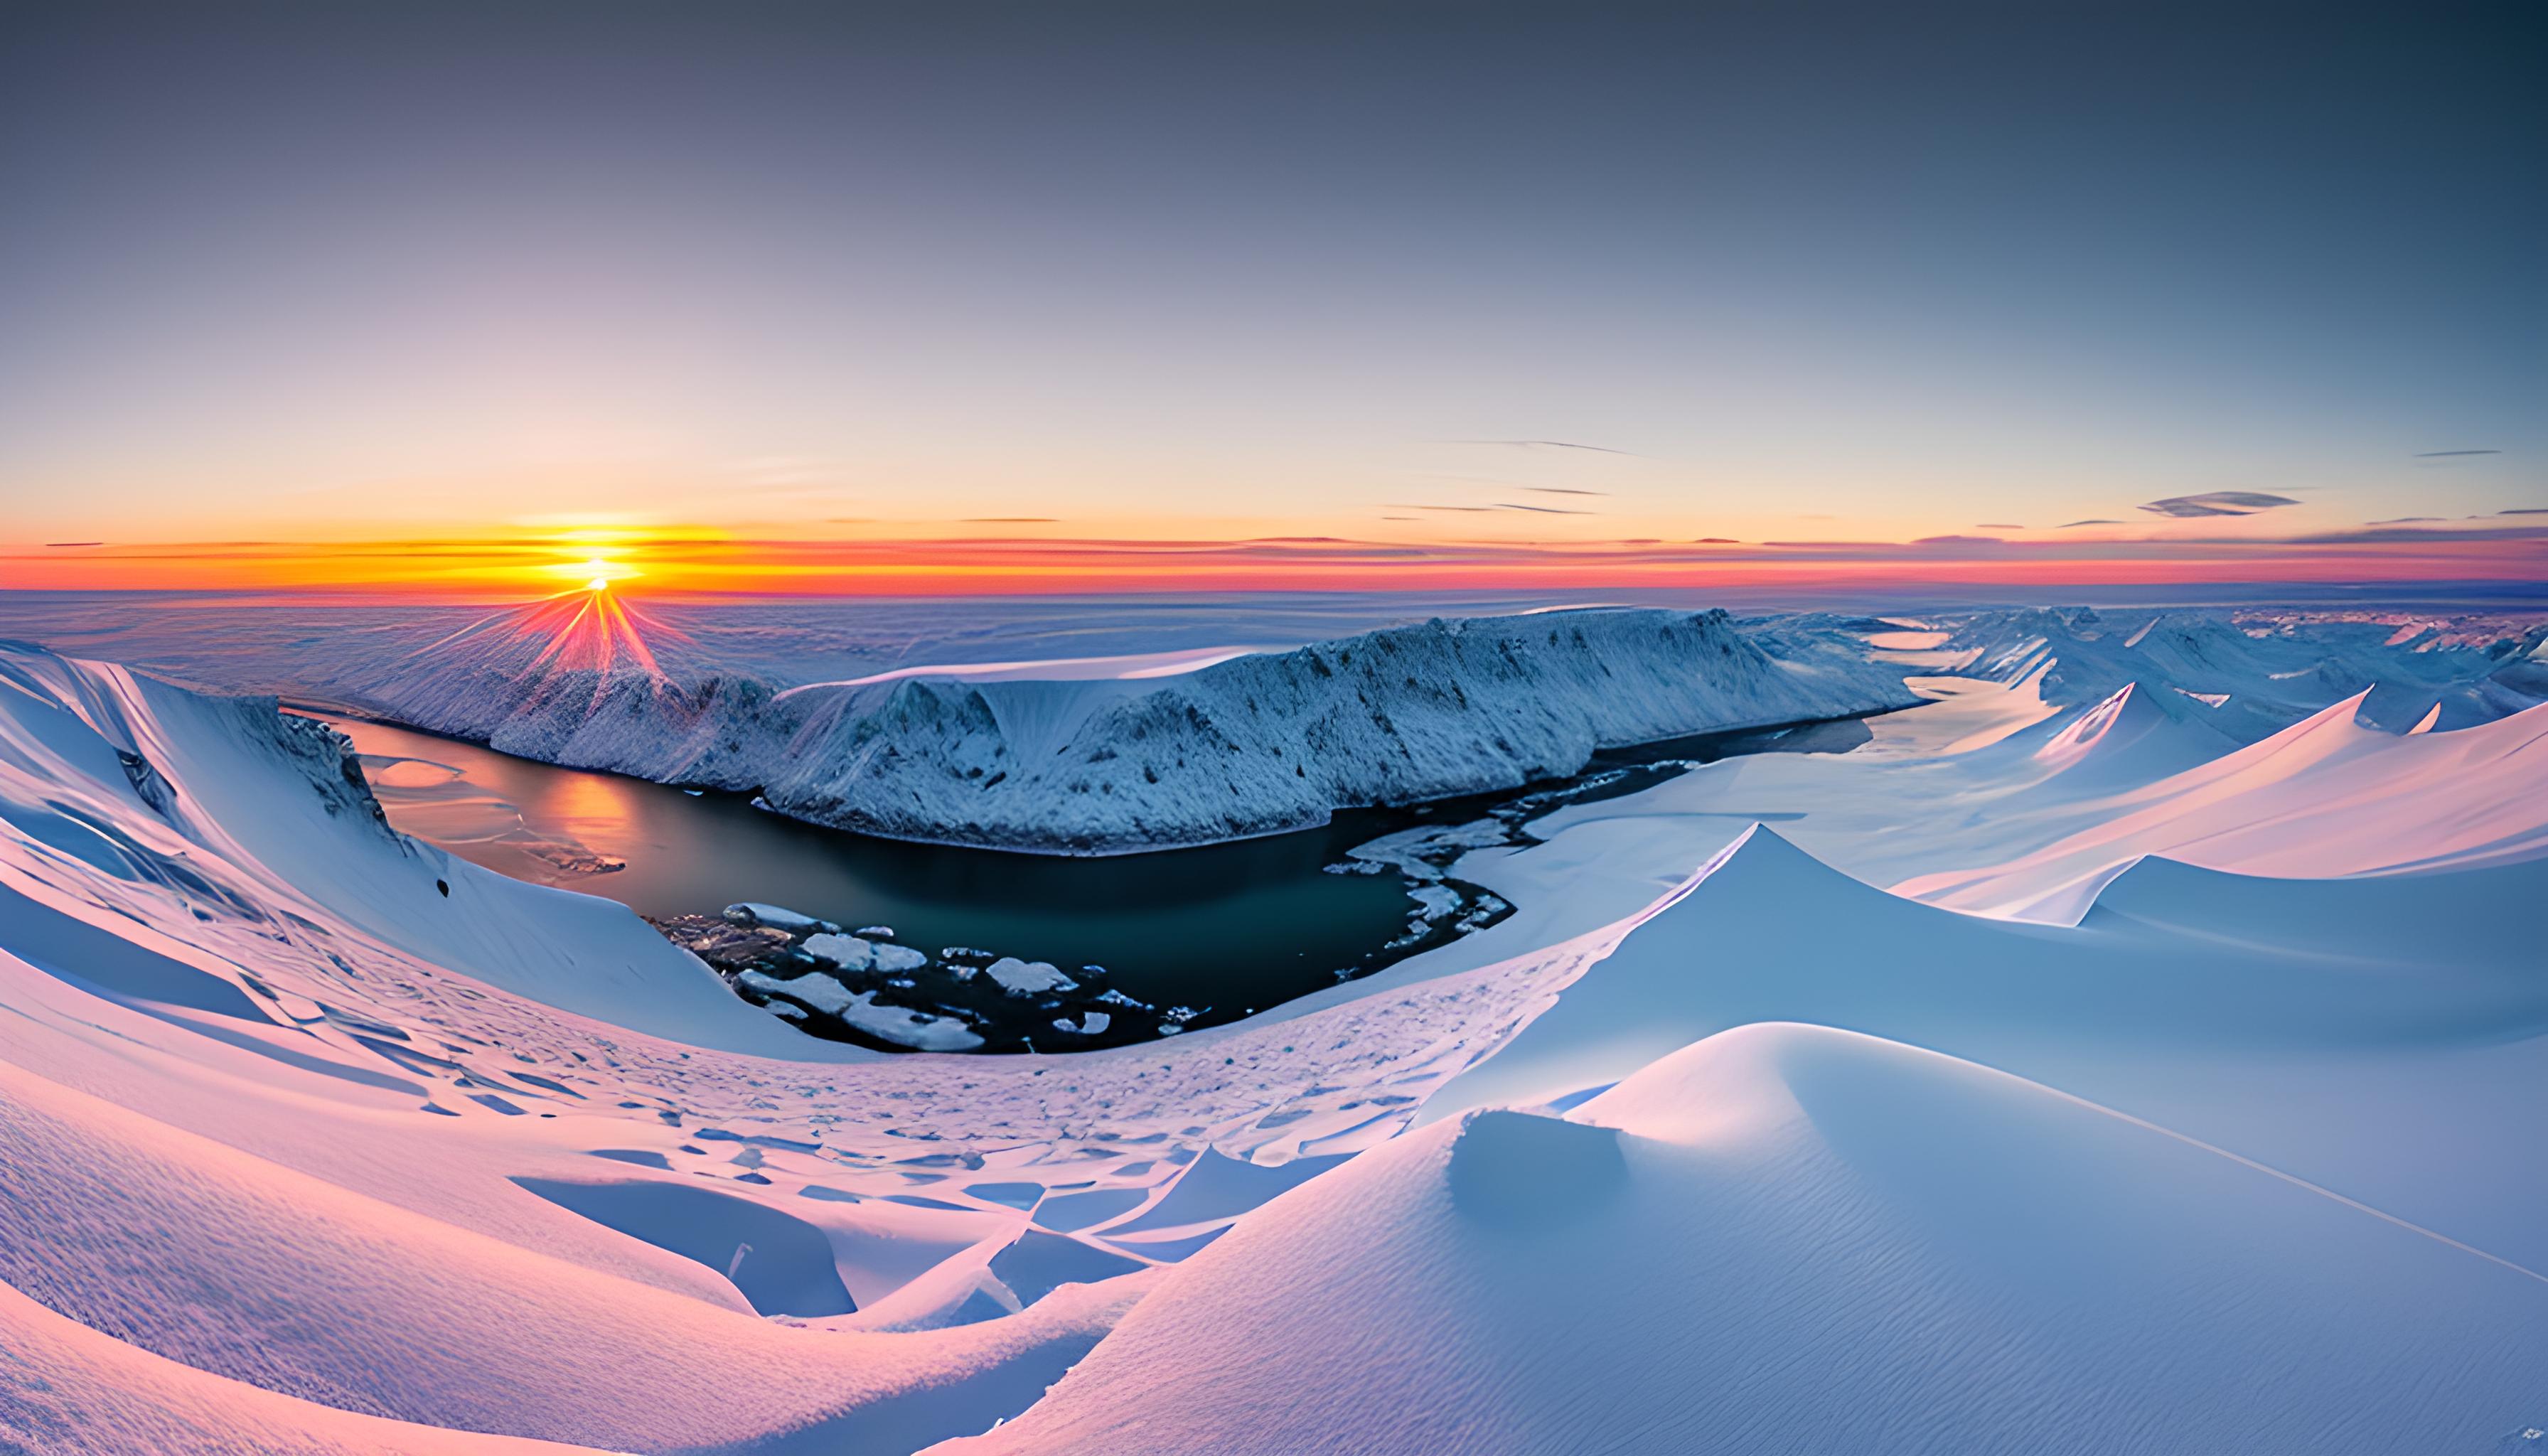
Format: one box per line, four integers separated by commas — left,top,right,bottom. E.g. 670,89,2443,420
1,1,2539,587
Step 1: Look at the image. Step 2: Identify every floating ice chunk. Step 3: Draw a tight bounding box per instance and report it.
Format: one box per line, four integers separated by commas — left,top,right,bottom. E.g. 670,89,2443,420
1348,817,1514,882
1052,1011,1112,1035
872,943,928,973
801,933,875,971
1095,988,1152,1011
737,970,983,1051
739,968,856,1015
985,957,1078,996
855,925,896,938
1406,884,1464,922
723,902,833,933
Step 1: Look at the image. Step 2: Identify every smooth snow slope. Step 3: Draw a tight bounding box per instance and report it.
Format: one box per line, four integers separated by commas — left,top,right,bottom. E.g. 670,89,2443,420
941,1022,2548,1456
7,610,2548,1455
1897,689,2548,919
321,604,1918,853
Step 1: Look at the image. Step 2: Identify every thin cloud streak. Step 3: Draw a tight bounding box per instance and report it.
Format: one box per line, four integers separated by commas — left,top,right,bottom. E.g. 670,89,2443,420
2138,492,2302,518
1446,439,1636,455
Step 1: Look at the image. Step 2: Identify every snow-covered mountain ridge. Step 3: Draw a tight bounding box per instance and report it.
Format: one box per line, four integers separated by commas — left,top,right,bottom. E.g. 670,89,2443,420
323,604,1921,854
1935,605,2548,739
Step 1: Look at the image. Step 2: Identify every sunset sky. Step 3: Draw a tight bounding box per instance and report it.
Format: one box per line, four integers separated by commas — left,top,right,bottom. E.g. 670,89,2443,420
3,2,2540,594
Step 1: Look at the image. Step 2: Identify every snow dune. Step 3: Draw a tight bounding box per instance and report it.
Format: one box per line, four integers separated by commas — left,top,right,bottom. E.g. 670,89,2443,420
940,1022,2548,1456
1898,688,2548,920
1517,666,2548,924
0,1274,592,1455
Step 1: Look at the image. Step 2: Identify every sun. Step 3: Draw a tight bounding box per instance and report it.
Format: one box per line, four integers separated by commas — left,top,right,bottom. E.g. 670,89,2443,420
571,557,626,592
531,530,660,594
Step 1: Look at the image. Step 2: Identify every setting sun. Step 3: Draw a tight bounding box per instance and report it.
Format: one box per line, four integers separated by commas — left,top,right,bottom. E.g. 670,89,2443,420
545,547,645,593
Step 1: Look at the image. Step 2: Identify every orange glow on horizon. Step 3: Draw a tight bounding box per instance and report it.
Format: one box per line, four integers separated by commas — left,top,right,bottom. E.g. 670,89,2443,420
4,518,2543,597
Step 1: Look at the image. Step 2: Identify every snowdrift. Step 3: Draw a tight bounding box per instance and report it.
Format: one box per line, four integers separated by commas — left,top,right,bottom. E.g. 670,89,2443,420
941,1022,2548,1456
1430,821,2548,1115
1898,689,2548,919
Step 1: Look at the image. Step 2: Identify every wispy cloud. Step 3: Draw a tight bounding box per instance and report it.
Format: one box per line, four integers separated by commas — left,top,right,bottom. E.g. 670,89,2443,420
2414,449,2502,458
2055,519,2124,528
1447,439,1634,455
2138,491,2301,518
1387,502,1594,515
1975,523,2024,530
1521,487,1610,496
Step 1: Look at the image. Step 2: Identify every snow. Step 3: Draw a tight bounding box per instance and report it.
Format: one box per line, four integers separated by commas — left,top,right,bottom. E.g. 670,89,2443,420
874,942,929,973
277,604,1922,855
737,970,987,1051
985,958,1078,996
1895,690,2548,921
945,1022,2548,1455
798,931,925,975
801,931,875,970
1937,604,2546,738
2,597,2547,1454
726,901,832,933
